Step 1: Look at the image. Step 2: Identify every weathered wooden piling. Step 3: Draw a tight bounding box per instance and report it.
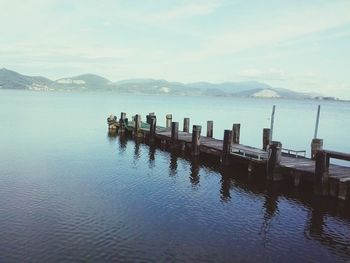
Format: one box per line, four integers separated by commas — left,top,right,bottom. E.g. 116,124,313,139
207,121,213,138
232,124,241,144
263,128,271,150
266,141,282,181
183,118,190,133
107,114,117,130
311,138,323,160
314,150,328,196
171,122,179,142
149,116,156,141
191,125,201,156
133,114,143,138
221,129,232,165
166,114,172,129
146,112,155,124
119,112,126,134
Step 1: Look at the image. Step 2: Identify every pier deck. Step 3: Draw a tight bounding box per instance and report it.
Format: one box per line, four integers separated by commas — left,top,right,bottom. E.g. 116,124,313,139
107,114,350,201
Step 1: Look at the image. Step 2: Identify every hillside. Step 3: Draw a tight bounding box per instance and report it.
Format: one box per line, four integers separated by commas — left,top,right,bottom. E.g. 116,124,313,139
0,68,335,100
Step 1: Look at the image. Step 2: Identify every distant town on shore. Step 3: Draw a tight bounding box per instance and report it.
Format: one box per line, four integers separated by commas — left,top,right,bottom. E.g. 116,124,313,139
0,68,342,101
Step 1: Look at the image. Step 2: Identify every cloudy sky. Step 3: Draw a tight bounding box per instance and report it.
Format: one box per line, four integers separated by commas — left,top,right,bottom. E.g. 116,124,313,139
1,0,350,98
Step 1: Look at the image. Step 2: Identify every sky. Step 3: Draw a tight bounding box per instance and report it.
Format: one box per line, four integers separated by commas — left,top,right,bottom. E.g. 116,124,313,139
1,0,350,98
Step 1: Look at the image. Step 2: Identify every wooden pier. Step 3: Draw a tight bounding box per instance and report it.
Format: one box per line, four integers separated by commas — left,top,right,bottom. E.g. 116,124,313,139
107,113,350,201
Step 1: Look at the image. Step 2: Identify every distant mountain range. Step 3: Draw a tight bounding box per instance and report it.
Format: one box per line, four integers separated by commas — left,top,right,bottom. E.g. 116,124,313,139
0,68,338,100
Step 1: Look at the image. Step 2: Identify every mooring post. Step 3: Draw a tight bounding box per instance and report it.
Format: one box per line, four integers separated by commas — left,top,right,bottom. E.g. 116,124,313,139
311,138,323,160
314,150,329,196
221,129,232,166
146,112,155,124
183,118,190,133
207,121,213,138
232,124,240,144
263,128,271,150
119,112,126,134
191,125,201,156
149,115,156,141
107,114,117,130
171,122,179,142
166,114,172,129
266,141,282,181
133,114,142,138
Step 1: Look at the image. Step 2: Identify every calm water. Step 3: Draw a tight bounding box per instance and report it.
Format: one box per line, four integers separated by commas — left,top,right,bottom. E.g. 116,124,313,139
0,90,350,262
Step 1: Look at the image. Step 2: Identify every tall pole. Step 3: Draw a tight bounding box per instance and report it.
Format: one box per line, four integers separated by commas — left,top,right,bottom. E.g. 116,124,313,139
269,105,276,142
314,105,321,139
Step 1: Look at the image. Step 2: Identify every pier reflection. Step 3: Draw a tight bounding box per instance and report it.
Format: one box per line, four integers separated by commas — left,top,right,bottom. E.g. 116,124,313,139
111,135,350,260
190,156,200,187
148,142,156,169
169,150,178,177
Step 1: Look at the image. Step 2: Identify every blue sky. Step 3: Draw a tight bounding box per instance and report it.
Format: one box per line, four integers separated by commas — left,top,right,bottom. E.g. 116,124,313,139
1,0,350,98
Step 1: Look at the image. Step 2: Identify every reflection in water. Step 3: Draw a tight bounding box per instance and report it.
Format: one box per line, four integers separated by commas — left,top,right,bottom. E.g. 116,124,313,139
148,142,156,169
219,169,232,202
118,134,128,154
260,185,279,247
106,136,350,261
190,156,200,187
133,138,141,161
169,150,178,177
107,130,117,143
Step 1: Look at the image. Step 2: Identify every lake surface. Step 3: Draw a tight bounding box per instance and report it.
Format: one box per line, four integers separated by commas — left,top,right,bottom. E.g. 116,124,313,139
0,90,350,262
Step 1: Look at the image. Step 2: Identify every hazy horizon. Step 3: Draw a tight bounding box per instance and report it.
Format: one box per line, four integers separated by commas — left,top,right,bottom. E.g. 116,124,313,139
1,0,350,99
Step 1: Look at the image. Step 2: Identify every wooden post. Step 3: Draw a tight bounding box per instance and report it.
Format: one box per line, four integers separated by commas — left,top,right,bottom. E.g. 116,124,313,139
263,128,271,150
107,114,117,130
171,122,179,142
207,121,213,138
133,114,142,137
221,129,232,166
311,138,323,160
146,112,155,124
166,114,172,129
191,125,201,156
266,141,282,181
232,124,240,144
183,118,190,133
149,116,156,141
119,112,126,134
314,150,329,196
270,105,276,142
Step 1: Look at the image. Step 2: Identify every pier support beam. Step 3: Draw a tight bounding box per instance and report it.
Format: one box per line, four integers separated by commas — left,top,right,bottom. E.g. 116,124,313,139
232,124,241,144
263,128,271,151
107,114,117,130
191,125,201,156
311,138,323,160
149,116,156,142
119,112,126,134
166,114,172,129
183,118,190,133
171,122,179,143
146,112,155,124
221,130,232,166
267,141,282,181
314,150,329,196
133,114,143,138
207,121,213,138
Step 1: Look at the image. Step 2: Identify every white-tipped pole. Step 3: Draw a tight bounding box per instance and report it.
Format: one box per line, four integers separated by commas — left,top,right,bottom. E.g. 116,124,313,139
269,105,276,142
314,105,321,139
